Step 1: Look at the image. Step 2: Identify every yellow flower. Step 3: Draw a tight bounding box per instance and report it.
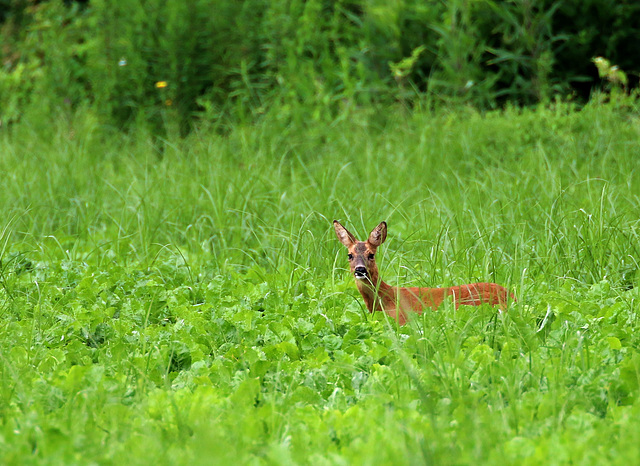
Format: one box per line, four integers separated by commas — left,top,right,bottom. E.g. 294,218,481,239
155,81,168,89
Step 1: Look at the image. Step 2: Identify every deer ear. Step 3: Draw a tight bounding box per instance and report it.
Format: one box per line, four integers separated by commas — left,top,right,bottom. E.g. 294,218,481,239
368,221,387,247
333,220,357,247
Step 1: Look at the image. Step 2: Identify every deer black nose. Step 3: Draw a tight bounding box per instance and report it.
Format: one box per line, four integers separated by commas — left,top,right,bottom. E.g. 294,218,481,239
354,266,367,275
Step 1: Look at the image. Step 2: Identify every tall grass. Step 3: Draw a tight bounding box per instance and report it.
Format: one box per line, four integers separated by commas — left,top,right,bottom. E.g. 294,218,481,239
1,101,638,284
1,101,640,462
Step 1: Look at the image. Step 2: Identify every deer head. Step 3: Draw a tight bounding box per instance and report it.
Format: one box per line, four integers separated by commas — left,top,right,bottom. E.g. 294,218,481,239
333,220,387,284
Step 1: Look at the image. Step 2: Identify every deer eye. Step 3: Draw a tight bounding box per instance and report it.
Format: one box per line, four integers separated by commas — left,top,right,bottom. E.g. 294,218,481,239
368,253,375,260
347,254,354,260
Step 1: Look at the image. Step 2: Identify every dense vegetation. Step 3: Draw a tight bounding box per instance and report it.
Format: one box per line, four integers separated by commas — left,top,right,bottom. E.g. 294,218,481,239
1,0,640,131
1,100,640,463
2,0,640,464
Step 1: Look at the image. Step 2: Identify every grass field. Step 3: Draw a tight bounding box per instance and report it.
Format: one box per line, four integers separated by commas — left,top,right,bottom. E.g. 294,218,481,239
1,101,640,464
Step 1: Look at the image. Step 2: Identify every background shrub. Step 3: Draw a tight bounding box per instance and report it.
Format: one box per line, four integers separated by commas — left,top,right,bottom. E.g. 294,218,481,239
0,0,638,130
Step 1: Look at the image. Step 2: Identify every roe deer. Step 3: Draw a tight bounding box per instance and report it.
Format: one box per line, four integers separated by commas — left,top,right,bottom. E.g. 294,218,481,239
333,220,514,325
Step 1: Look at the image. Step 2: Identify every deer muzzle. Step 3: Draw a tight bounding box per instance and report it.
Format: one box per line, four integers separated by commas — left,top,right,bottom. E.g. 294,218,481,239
354,266,367,279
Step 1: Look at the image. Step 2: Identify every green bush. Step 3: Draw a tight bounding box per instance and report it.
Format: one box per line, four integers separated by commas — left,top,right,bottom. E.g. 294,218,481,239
1,0,639,130
83,0,274,133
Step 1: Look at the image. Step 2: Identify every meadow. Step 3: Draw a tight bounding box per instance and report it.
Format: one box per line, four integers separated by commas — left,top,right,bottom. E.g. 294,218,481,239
1,100,640,464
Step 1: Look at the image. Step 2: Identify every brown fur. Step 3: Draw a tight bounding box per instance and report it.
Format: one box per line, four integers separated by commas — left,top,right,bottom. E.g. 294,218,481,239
333,220,514,325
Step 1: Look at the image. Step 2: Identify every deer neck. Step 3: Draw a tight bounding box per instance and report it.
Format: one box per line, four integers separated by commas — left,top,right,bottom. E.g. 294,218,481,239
355,268,396,313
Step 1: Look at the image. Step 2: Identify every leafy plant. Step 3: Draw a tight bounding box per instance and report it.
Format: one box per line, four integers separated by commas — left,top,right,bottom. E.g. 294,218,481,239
592,56,628,92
